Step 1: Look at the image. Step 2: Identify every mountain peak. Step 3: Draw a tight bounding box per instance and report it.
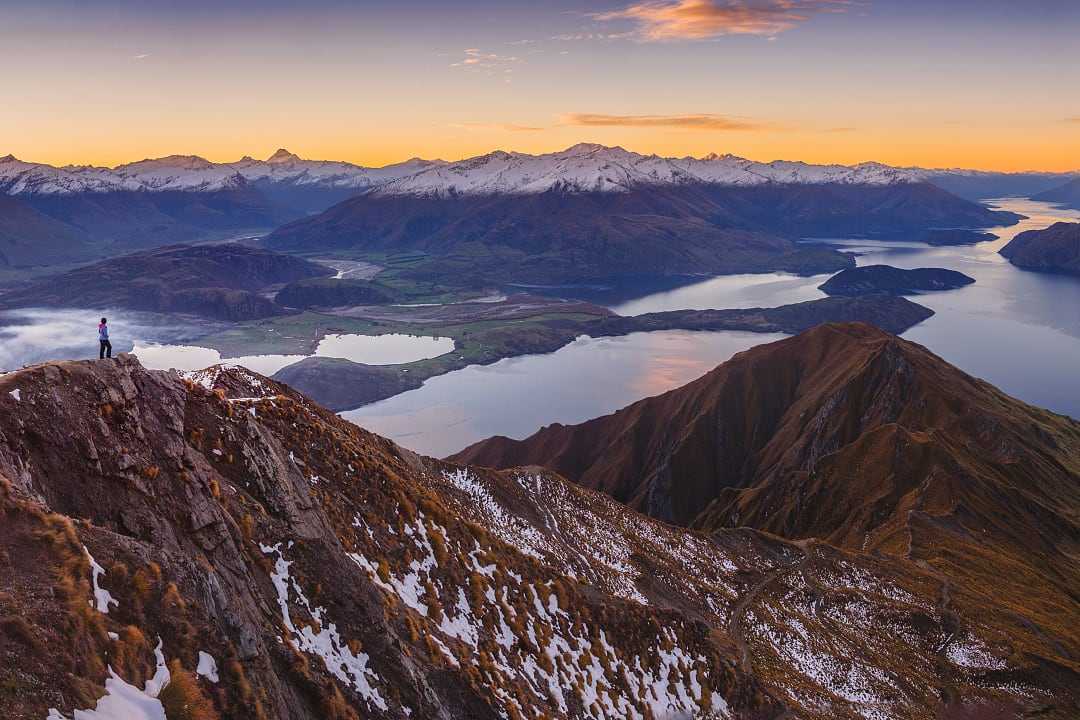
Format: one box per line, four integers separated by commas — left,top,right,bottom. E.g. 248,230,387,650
0,153,17,163
266,148,301,164
565,142,607,152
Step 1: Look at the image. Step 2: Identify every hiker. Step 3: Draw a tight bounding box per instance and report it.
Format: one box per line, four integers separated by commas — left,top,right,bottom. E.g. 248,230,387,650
98,317,112,359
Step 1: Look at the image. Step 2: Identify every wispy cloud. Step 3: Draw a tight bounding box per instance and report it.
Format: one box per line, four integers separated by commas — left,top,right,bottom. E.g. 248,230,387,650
132,53,151,60
594,0,853,41
450,48,522,81
551,32,636,41
560,112,767,131
1066,116,1080,124
451,122,545,133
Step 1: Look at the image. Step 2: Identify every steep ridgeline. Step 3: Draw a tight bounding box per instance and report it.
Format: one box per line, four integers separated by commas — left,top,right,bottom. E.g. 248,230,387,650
453,324,1080,708
0,354,1071,718
999,222,1080,276
0,244,333,320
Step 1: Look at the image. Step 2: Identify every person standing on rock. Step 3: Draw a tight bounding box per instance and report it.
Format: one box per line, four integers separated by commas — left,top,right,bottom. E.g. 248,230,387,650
98,317,112,359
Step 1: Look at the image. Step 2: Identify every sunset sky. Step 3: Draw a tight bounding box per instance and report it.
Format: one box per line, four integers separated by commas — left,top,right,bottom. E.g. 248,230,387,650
3,0,1078,171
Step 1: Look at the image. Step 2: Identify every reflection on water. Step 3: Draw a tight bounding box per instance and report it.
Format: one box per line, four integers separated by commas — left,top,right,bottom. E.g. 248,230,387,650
131,343,307,375
603,198,1080,420
315,333,454,365
343,330,785,458
611,272,829,315
349,198,1080,456
133,333,455,373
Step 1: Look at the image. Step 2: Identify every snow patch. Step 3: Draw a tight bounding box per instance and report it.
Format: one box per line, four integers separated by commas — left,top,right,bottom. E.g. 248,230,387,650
84,547,118,614
196,651,219,683
47,639,171,720
261,542,387,711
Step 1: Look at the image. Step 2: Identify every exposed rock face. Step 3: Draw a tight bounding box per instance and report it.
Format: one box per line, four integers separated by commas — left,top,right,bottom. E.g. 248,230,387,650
999,221,1080,276
0,244,332,320
818,265,975,296
1,344,1075,718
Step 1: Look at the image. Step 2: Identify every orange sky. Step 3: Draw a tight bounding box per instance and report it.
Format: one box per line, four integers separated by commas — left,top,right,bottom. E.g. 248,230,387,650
2,1,1078,172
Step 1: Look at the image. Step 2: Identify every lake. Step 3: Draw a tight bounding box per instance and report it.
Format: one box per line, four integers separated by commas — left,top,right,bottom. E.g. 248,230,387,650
347,198,1080,456
342,330,786,458
132,333,455,373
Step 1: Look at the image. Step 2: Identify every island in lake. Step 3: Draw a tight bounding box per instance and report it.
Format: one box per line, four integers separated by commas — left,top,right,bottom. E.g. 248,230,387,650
920,228,997,246
818,265,975,297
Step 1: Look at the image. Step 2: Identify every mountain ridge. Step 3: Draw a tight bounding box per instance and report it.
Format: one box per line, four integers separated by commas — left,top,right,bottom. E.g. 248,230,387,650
3,144,1076,198
1,345,1077,718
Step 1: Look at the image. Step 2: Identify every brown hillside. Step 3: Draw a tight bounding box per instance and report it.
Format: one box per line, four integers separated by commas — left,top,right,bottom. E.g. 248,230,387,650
2,351,1075,717
452,323,1080,690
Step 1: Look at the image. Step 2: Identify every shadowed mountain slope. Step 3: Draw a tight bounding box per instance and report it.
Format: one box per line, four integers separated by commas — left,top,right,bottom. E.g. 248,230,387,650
453,324,1080,697
1033,178,1080,210
999,222,1080,276
0,195,95,268
0,243,332,320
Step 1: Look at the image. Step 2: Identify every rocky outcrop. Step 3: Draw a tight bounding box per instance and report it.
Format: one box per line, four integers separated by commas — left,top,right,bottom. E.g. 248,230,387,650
818,265,975,296
2,346,1076,718
999,221,1080,275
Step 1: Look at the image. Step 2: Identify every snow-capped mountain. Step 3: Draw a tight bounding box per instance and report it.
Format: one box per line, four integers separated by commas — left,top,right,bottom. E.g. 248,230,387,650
0,155,141,195
369,142,924,197
3,144,1074,200
0,149,441,196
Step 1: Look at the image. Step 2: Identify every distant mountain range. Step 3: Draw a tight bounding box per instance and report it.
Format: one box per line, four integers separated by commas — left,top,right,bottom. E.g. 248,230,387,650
1034,177,1080,210
0,144,1066,275
3,144,1074,199
267,175,1019,285
0,148,432,197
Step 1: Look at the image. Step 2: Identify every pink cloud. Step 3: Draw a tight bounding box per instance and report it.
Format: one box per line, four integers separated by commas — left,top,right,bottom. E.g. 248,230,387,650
595,0,853,40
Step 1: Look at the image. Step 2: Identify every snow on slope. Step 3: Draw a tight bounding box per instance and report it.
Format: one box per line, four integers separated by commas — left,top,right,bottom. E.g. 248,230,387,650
6,143,1072,199
369,142,924,196
0,149,440,196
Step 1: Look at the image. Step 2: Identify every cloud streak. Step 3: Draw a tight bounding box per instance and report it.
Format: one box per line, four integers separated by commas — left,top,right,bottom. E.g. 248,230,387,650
560,112,767,131
450,48,521,79
1066,117,1080,124
594,0,852,40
